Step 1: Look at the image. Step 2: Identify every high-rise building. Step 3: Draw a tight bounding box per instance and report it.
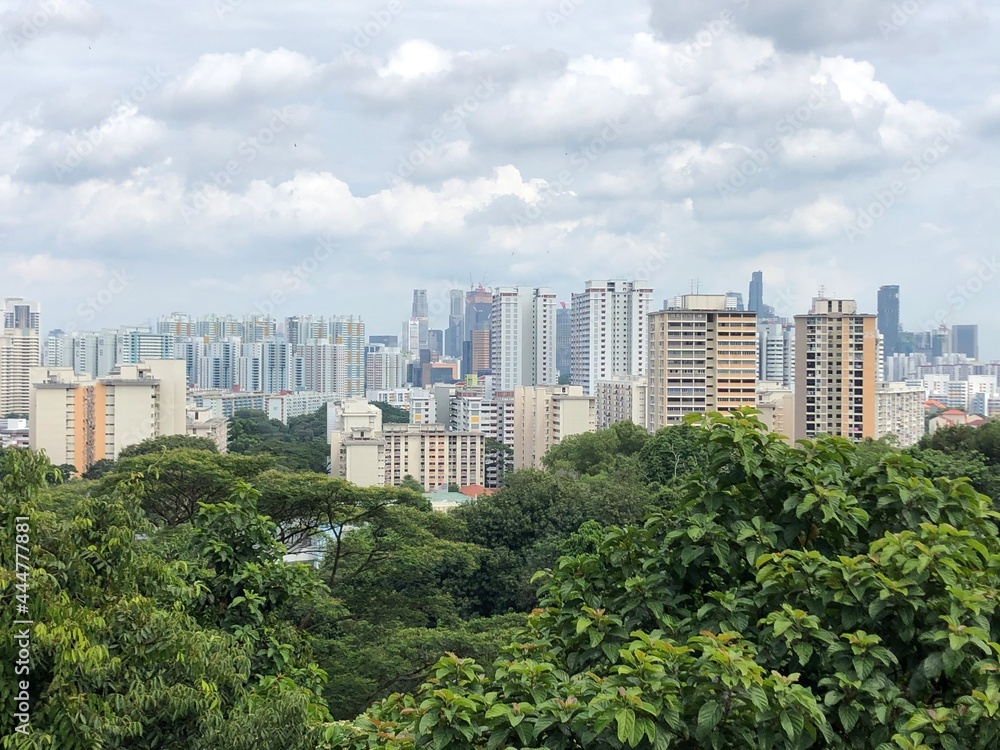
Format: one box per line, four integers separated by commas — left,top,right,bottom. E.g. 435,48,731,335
951,325,979,361
369,335,399,348
725,292,745,311
877,285,900,359
756,381,794,440
758,321,795,388
570,280,652,395
513,384,595,470
365,344,407,391
647,295,758,429
329,398,386,487
0,328,41,417
428,329,444,357
383,423,484,489
446,289,465,358
29,359,187,473
594,375,648,430
748,271,764,314
119,329,176,364
556,303,571,378
464,286,492,338
875,381,925,448
490,286,558,391
2,298,41,333
794,298,878,442
412,289,429,319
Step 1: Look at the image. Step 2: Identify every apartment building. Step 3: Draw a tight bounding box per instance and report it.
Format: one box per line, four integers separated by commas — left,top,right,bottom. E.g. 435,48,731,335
490,287,557,390
875,381,925,448
383,423,485,490
594,375,648,430
513,385,595,470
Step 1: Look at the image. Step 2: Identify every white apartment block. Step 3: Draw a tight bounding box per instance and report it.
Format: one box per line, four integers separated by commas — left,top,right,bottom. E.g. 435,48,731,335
594,376,648,431
186,406,229,452
29,359,187,473
570,280,652,395
450,392,499,438
875,382,926,448
1,328,40,416
490,287,558,391
758,322,795,388
366,388,412,409
409,389,435,425
190,391,267,418
266,391,337,423
383,423,485,490
329,398,385,487
513,385,595,470
365,344,408,391
648,295,758,430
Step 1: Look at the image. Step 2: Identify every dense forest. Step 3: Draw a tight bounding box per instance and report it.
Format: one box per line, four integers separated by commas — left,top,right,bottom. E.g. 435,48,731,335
2,410,1000,748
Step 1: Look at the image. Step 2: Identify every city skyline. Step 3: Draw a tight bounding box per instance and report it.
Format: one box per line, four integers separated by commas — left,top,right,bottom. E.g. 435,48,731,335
2,2,998,355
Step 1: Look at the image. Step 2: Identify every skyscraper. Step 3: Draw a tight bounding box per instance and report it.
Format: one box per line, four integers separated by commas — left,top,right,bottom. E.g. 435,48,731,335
490,287,557,390
758,321,795,388
2,298,41,333
647,294,758,429
446,289,465,357
412,289,429,319
748,271,764,314
794,298,878,442
556,303,571,378
876,285,900,358
570,280,652,395
951,325,979,360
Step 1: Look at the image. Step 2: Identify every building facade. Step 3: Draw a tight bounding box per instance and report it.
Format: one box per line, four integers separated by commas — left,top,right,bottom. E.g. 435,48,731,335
513,385,595,470
594,375,648,430
490,286,557,391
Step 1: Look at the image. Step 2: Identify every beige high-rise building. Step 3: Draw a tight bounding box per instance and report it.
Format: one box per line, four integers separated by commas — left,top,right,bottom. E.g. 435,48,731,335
756,381,795,441
383,423,484,490
648,295,758,430
794,298,878,442
29,359,187,473
1,328,41,417
513,385,595,470
594,376,648,430
329,398,386,488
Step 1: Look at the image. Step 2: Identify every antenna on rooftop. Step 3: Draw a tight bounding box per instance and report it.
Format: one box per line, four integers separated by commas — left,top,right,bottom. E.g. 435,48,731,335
690,278,701,294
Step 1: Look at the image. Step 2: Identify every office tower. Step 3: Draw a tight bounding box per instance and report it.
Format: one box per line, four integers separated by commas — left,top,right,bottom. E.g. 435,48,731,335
513,385,595,470
29,360,187,473
463,329,491,378
758,321,795,388
570,280,652,395
556,303,571,378
748,271,764,314
369,335,399,348
931,327,950,359
794,298,878,442
875,381,925,448
648,294,758,430
951,325,979,361
465,286,492,337
412,289,429,319
446,289,465,357
877,285,900,358
490,287,558,391
428,329,444,357
725,292,745,311
2,297,41,333
594,376,648,430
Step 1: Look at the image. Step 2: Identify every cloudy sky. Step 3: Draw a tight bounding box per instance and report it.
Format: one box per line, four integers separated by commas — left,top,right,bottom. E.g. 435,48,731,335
2,0,998,354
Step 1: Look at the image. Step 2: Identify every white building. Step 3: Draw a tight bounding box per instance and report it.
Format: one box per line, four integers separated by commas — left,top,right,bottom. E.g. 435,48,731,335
758,322,795,388
186,406,229,452
366,388,412,409
329,398,385,487
450,392,499,438
756,381,795,440
490,287,558,391
365,344,408,391
513,385,595,470
570,280,652,395
875,382,926,448
1,328,40,417
594,375,648,430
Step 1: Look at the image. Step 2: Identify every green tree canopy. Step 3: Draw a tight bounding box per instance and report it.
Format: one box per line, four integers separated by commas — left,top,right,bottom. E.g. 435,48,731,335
323,410,1000,749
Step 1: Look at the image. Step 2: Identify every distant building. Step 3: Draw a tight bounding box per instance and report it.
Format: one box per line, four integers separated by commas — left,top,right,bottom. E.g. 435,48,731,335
758,321,795,388
1,328,40,417
383,423,484,490
490,287,558,390
748,271,764,314
951,325,979,361
875,382,925,448
877,285,900,359
513,385,595,470
186,406,229,452
570,280,652,395
794,298,878,442
756,382,794,440
556,304,571,378
648,295,758,429
329,398,385,487
29,359,187,473
594,376,648,431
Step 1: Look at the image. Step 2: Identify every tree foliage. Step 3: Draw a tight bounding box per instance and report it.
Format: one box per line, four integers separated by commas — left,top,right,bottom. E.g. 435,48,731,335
323,411,1000,749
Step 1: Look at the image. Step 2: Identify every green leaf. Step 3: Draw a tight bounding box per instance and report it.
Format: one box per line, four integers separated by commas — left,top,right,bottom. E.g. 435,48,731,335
616,708,637,745
697,701,723,738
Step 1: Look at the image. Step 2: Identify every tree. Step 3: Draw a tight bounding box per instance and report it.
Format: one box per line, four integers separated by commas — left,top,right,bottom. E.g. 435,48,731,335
372,402,410,424
81,457,116,480
118,433,219,458
323,410,1000,748
400,475,424,493
542,421,650,477
229,409,330,473
0,449,331,749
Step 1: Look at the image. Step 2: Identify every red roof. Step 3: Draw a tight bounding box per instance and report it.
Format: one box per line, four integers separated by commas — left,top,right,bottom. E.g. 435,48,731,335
459,484,495,498
941,410,966,416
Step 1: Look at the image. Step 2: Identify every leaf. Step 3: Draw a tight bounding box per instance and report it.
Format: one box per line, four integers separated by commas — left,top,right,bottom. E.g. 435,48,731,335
697,701,723,738
616,708,637,745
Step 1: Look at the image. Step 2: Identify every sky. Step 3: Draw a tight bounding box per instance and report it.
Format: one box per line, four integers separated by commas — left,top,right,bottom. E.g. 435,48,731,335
1,0,998,355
